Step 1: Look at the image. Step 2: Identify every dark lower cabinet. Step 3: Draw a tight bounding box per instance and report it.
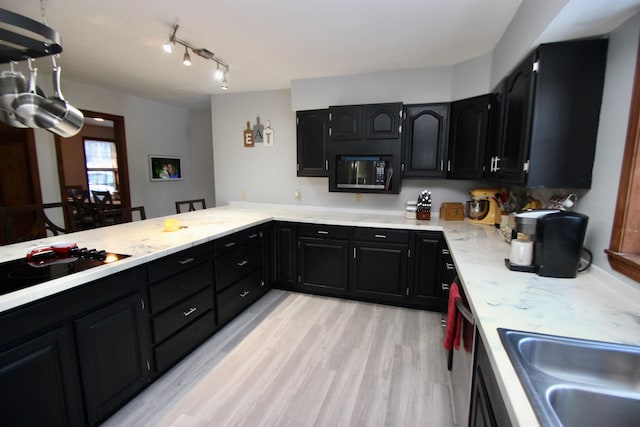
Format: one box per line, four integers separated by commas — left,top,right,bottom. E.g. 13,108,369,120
262,223,275,291
469,333,512,427
75,291,152,426
298,236,349,295
275,222,297,289
0,326,85,427
351,240,407,303
408,231,442,310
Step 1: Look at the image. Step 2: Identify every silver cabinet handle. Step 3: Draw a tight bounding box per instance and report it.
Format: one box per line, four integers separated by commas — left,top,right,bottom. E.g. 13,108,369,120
240,291,249,297
179,257,194,265
441,283,450,291
446,262,455,270
374,234,387,239
442,249,450,255
237,260,248,267
317,230,329,235
183,307,197,317
224,242,236,248
247,233,258,239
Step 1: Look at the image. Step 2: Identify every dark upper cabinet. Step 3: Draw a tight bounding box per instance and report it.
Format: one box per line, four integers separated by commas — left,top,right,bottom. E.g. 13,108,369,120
496,52,537,184
485,85,506,181
296,109,328,177
488,39,608,188
402,103,450,178
447,95,490,179
328,103,402,141
329,105,363,140
365,103,403,139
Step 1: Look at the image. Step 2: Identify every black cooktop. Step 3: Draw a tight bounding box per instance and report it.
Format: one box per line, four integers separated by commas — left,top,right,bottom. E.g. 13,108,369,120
0,252,130,296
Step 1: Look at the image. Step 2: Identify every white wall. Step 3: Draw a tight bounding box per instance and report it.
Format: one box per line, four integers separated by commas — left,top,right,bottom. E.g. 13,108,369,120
30,77,214,218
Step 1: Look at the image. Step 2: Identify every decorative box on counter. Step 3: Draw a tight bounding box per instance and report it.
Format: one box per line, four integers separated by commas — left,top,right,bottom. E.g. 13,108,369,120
440,202,465,220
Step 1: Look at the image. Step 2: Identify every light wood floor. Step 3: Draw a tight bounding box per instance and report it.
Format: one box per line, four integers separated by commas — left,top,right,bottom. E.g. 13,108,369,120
102,290,454,427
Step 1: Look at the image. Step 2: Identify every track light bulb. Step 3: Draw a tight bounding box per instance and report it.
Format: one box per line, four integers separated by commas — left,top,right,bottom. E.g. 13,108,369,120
183,47,192,66
162,41,173,53
214,65,224,81
221,76,228,90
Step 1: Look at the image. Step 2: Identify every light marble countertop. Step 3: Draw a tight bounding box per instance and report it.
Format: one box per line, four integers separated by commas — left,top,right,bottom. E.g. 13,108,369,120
1,201,639,426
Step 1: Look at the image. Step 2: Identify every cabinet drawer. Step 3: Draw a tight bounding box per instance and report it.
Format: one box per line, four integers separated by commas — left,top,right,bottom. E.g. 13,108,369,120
242,227,262,244
353,227,409,244
214,233,242,256
149,260,213,313
298,223,350,240
217,270,262,326
148,244,212,284
215,241,261,291
154,310,215,373
152,287,214,344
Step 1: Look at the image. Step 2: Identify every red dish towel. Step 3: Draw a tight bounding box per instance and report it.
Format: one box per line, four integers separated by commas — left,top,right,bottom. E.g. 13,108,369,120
444,282,463,351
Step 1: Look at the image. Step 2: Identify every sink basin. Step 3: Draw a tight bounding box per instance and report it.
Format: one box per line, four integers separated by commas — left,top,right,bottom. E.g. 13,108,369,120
499,328,640,427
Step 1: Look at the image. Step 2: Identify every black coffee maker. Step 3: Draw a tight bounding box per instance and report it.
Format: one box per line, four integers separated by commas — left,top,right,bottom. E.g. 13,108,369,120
534,211,588,278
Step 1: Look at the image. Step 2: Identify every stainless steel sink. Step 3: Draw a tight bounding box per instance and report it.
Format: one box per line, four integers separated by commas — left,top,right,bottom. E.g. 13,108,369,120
498,328,640,427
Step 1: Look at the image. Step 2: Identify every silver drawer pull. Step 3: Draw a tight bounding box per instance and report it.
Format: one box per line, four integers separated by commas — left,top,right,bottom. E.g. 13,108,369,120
179,257,195,265
317,230,329,235
446,262,455,270
237,260,248,267
183,307,197,317
374,234,387,239
224,242,236,248
442,283,450,291
442,249,450,255
240,291,250,297
247,233,258,239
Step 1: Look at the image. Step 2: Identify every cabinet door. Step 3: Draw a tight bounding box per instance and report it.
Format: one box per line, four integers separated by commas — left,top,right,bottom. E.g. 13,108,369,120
297,109,328,177
298,236,349,295
497,53,536,184
469,334,512,427
329,105,363,140
275,222,297,289
351,241,407,303
402,103,449,177
485,84,505,180
0,327,84,427
409,232,441,310
365,103,402,139
262,223,275,291
448,95,490,179
75,291,152,425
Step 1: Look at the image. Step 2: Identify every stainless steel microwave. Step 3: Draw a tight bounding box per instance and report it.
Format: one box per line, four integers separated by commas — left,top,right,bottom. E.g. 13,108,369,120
336,156,389,189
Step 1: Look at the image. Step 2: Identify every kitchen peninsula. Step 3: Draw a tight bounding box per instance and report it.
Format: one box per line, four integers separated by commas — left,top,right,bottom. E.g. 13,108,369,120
1,202,639,426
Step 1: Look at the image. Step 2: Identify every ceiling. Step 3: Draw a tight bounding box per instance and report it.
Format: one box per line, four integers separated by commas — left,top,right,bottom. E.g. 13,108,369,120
2,0,640,110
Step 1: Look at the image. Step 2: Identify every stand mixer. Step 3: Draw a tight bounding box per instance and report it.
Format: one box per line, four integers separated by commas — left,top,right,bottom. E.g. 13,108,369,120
466,188,501,225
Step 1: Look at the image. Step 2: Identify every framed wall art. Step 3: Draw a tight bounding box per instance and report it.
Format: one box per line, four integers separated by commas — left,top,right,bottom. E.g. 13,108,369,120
149,155,183,181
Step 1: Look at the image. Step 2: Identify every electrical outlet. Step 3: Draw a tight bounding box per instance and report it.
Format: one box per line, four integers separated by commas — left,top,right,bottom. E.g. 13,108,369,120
241,190,246,200
355,194,362,203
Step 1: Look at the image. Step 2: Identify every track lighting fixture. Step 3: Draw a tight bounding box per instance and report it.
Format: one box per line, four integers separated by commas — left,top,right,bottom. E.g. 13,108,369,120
182,46,192,66
163,24,230,90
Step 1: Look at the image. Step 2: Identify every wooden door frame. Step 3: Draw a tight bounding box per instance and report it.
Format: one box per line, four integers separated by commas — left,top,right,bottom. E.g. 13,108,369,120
55,110,131,210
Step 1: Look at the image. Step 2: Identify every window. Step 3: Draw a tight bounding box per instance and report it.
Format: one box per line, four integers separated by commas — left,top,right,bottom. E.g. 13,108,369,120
606,35,640,283
84,139,119,196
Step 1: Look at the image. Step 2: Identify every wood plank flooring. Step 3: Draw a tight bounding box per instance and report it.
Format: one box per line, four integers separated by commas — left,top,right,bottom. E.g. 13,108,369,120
102,290,454,427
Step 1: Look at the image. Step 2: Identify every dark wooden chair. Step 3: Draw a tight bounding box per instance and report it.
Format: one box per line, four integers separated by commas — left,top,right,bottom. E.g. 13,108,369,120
175,198,206,213
68,190,100,230
99,206,146,226
0,203,71,245
91,190,123,226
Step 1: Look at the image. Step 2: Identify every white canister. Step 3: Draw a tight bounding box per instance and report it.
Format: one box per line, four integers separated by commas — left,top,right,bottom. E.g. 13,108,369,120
509,240,534,266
